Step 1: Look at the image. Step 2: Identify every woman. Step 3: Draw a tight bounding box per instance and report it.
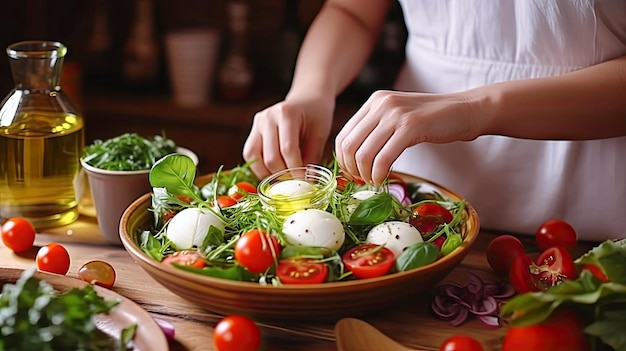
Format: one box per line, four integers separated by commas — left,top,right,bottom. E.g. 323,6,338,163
242,0,626,240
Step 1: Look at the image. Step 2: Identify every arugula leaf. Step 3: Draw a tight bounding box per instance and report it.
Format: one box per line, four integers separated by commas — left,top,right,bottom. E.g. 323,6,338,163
82,133,176,171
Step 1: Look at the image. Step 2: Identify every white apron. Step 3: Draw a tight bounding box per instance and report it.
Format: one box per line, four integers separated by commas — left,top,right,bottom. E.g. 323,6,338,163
393,0,626,240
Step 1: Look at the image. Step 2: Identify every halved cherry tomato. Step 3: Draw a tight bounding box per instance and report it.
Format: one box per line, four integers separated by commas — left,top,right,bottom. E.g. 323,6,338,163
409,203,453,234
36,243,71,275
234,229,281,274
502,308,589,351
580,264,609,283
342,244,395,279
216,195,238,208
176,195,194,203
533,245,576,289
213,314,261,351
486,235,526,274
162,250,205,269
1,217,36,253
276,258,328,284
439,335,484,351
536,219,577,253
229,181,257,200
78,260,117,288
509,254,539,293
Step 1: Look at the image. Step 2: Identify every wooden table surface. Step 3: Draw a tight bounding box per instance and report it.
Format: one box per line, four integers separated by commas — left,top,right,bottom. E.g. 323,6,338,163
0,212,592,351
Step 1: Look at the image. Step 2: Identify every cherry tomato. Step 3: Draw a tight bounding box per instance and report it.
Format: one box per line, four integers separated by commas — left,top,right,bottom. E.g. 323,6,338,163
502,309,589,351
486,235,526,274
176,195,194,203
276,258,328,284
1,217,36,253
36,243,71,275
213,314,261,351
536,219,577,253
216,195,238,208
162,250,206,269
234,229,281,273
509,254,539,293
78,260,117,288
409,203,453,234
342,244,395,279
229,181,257,200
580,264,609,283
439,335,484,351
533,245,576,289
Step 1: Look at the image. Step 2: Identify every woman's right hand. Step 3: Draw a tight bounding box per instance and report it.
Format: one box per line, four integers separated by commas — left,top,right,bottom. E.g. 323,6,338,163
242,97,335,180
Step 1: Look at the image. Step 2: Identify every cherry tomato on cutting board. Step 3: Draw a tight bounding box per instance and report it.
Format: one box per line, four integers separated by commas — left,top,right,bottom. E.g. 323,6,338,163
342,243,395,279
536,219,577,253
276,258,328,284
533,245,576,289
1,217,36,253
234,229,281,274
162,250,206,269
213,314,261,351
36,243,71,275
486,235,526,274
502,309,590,351
78,260,117,289
439,335,484,351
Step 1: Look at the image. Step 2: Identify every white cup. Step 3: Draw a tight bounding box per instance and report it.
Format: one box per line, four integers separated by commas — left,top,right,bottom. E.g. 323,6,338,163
164,28,220,108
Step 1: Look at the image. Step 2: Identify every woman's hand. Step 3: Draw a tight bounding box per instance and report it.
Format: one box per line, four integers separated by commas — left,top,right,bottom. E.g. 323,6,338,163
335,90,486,185
243,97,335,179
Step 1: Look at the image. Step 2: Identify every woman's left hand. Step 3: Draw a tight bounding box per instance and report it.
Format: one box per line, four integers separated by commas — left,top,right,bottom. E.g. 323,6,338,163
335,90,485,185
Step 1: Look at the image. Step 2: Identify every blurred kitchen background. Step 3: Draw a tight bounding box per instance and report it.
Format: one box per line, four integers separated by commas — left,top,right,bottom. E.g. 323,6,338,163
0,0,406,174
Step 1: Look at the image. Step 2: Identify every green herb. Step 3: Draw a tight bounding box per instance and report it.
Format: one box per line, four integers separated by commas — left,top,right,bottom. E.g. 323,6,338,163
500,239,626,351
0,268,136,351
395,242,439,272
82,133,176,171
149,153,203,203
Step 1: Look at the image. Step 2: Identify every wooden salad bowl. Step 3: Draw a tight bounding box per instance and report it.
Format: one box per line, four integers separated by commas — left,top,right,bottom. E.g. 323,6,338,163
119,172,480,322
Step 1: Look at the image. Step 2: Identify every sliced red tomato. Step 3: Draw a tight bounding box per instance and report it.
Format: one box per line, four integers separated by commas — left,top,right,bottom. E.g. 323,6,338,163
342,244,395,279
533,245,576,289
36,243,71,275
276,258,328,284
216,195,238,208
176,195,194,203
162,250,205,269
486,235,526,274
580,264,609,283
234,229,281,274
409,203,453,234
502,309,589,351
509,254,539,293
1,217,36,253
439,335,484,351
536,219,577,253
229,181,257,200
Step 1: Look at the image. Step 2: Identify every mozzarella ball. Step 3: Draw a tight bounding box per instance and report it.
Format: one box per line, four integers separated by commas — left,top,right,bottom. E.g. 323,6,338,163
366,221,423,257
282,209,345,251
165,207,226,249
268,179,316,197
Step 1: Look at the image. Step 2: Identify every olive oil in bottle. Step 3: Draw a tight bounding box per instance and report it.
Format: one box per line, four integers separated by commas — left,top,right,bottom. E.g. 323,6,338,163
0,41,84,228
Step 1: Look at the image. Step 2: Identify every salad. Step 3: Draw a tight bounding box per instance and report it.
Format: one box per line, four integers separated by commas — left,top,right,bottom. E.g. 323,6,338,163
138,153,469,285
0,268,136,351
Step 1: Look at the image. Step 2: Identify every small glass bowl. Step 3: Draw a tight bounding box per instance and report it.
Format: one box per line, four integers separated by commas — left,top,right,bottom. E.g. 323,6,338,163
257,164,337,218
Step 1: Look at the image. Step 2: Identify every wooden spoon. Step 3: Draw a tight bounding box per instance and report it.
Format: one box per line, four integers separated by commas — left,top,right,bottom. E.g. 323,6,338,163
335,318,425,351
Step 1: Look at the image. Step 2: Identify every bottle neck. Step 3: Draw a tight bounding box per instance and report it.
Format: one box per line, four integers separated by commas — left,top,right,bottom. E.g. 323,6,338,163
7,42,66,91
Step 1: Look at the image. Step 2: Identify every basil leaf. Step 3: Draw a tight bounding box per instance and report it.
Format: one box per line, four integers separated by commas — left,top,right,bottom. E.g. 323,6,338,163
149,153,203,203
175,265,254,281
348,192,394,225
441,233,462,256
395,242,438,272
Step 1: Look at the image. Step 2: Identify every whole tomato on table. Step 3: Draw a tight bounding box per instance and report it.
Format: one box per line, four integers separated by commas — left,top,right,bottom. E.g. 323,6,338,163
213,314,261,351
536,219,578,253
1,217,36,253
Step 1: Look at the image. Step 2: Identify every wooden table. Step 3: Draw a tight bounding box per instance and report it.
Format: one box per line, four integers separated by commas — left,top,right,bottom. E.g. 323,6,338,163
1,214,586,351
